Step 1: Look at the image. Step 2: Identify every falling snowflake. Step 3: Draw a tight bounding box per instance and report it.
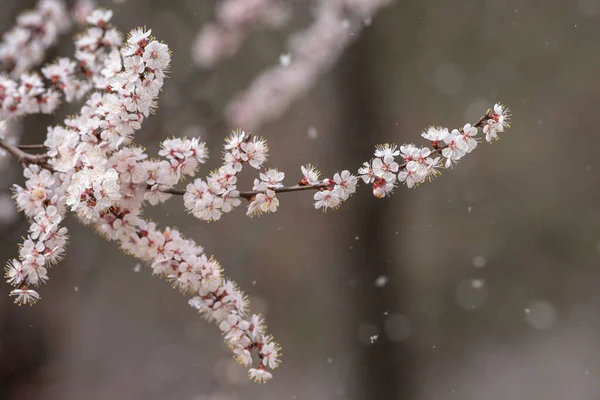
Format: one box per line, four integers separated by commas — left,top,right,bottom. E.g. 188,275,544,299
279,53,291,66
374,276,389,287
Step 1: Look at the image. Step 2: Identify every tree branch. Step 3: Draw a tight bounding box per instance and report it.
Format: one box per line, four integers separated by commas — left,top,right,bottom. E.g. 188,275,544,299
161,182,332,199
0,138,53,171
160,112,492,200
0,112,492,200
16,144,47,150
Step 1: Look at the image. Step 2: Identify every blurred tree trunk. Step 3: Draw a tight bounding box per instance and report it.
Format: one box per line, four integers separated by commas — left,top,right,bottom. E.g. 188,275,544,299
335,18,413,400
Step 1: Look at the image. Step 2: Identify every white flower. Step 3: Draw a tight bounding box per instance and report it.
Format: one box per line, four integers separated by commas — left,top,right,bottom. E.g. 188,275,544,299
248,368,272,383
405,147,431,177
260,340,281,370
247,189,279,216
234,345,253,366
425,157,442,181
193,195,223,222
124,28,151,56
400,144,418,160
86,9,113,26
484,103,510,142
372,176,396,197
143,41,170,70
259,190,279,213
333,170,357,200
224,129,246,150
190,138,208,163
219,314,250,340
454,123,478,153
421,126,448,144
260,169,285,188
300,164,321,185
248,314,265,340
374,143,400,158
10,287,40,306
372,155,398,182
442,130,465,168
94,168,121,205
252,178,268,192
5,259,25,286
221,189,241,213
123,55,145,78
358,161,375,184
398,170,421,188
314,189,341,211
224,150,244,172
24,262,47,286
241,137,268,169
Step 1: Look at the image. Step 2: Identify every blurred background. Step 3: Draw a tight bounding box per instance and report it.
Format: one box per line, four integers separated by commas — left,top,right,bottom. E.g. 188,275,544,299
1,0,600,399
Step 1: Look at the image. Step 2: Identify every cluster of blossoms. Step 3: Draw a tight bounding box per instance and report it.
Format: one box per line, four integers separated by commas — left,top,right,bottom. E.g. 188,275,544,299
192,0,291,68
0,0,70,76
182,105,510,226
302,165,359,211
0,8,122,120
0,1,511,385
7,166,68,305
357,105,510,195
182,130,264,221
483,103,510,141
182,129,361,221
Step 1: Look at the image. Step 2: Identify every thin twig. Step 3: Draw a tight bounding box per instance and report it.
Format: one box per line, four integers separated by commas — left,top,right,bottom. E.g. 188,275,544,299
16,144,47,150
240,183,330,198
160,183,332,199
0,138,54,171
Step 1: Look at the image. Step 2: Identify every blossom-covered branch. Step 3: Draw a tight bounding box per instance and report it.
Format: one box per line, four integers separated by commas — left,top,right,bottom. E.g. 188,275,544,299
0,2,511,385
0,133,51,169
155,105,510,223
1,8,282,384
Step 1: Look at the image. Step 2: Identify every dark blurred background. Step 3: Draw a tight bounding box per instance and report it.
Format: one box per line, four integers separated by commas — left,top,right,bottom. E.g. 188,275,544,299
1,0,600,399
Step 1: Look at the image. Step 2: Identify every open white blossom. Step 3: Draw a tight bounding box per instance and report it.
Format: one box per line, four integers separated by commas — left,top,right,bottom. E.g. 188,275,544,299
455,123,478,153
247,189,279,216
143,41,170,70
374,143,400,158
442,130,466,169
421,126,448,145
483,103,511,142
301,164,321,185
333,170,357,200
260,168,285,188
249,367,273,383
10,288,40,306
314,189,341,211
